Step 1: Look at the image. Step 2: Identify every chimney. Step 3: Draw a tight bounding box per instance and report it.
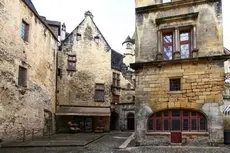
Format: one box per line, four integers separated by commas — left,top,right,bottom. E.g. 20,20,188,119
84,11,94,19
61,23,66,41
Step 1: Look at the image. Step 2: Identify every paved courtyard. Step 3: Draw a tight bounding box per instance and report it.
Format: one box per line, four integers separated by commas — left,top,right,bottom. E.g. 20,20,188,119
0,132,230,153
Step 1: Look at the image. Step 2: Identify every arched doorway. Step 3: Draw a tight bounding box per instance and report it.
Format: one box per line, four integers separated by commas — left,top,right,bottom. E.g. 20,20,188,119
110,111,119,130
127,113,135,130
148,109,207,143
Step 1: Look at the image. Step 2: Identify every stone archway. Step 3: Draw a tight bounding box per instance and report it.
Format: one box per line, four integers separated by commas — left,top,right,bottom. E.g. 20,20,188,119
127,113,135,130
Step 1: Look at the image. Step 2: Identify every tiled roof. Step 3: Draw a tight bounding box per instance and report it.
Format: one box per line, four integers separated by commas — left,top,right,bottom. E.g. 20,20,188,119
111,50,123,71
122,35,135,45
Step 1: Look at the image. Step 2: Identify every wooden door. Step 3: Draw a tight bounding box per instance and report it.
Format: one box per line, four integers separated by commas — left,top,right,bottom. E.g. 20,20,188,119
171,132,182,143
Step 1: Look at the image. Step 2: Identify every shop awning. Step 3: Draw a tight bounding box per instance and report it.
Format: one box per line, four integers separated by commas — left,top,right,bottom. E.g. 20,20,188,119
56,106,111,116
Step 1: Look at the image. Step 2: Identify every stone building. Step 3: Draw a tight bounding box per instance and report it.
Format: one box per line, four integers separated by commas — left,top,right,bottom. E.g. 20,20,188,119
132,0,229,145
0,0,58,141
110,35,136,131
56,11,112,133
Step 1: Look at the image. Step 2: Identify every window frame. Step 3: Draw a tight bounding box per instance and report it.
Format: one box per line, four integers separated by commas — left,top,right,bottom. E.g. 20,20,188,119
112,72,121,87
160,26,193,60
18,66,27,87
21,20,29,42
148,110,208,132
169,78,181,91
94,83,105,102
67,55,76,71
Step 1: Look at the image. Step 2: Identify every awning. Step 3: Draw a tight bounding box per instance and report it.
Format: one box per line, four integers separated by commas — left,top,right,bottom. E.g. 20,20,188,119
56,106,111,116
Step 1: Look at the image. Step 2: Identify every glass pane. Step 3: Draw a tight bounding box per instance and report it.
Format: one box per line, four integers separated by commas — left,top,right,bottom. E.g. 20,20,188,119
21,23,26,40
156,112,161,117
200,118,206,130
148,119,154,130
163,35,172,43
192,119,197,130
164,111,168,117
172,110,180,117
183,111,189,116
163,46,173,60
183,119,189,130
192,112,197,116
156,119,161,131
172,119,180,131
170,79,181,91
95,90,104,101
180,32,189,41
180,44,189,59
164,120,169,131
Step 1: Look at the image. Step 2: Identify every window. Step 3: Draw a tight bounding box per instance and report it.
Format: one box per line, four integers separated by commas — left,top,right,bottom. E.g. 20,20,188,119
148,109,207,132
95,84,105,102
18,66,27,87
112,94,120,104
180,31,191,59
112,72,120,87
67,55,76,71
170,78,181,91
161,28,192,60
163,32,173,60
21,20,29,41
162,0,172,3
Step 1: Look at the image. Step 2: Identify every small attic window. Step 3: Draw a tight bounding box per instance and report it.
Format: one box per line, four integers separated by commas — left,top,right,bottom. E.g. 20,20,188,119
127,43,131,49
94,36,100,44
76,33,81,41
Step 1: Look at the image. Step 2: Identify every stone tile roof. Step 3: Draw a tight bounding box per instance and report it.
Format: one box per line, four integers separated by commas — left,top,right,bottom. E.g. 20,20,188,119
111,49,123,71
122,35,135,45
224,47,230,54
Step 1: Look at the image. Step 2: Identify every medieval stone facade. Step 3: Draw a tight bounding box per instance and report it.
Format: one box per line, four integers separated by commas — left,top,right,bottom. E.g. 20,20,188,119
132,0,228,146
0,0,58,141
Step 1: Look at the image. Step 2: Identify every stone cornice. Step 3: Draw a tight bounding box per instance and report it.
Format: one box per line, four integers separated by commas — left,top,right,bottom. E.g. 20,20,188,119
131,55,230,70
136,0,218,14
155,12,199,25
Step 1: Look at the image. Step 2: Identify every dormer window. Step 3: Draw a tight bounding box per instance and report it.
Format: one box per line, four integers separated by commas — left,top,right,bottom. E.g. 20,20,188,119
94,36,100,44
126,43,132,49
76,33,81,41
162,0,172,3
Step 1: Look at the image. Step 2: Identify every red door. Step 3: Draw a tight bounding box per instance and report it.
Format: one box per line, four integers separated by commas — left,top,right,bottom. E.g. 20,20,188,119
171,132,182,143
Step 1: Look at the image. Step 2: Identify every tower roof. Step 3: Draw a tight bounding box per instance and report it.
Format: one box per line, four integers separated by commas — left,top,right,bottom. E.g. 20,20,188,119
122,35,135,45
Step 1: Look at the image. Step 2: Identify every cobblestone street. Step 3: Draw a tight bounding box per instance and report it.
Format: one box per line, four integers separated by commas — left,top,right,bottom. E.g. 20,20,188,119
1,132,230,153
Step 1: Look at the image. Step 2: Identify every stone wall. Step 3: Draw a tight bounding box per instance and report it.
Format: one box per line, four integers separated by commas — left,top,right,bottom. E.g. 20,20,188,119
0,0,57,141
57,14,111,107
135,60,225,145
135,0,223,62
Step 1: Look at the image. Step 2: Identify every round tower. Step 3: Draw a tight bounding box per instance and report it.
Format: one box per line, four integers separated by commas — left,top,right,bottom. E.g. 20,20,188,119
122,35,135,70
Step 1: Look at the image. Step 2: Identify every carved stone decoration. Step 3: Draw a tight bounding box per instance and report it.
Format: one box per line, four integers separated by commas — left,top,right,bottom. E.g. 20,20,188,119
174,51,181,60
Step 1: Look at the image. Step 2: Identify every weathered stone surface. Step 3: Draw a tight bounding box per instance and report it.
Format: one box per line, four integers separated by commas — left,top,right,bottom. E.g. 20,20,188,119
0,0,57,141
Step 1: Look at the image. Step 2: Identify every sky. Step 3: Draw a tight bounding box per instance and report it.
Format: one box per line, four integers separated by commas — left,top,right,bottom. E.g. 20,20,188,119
32,0,229,52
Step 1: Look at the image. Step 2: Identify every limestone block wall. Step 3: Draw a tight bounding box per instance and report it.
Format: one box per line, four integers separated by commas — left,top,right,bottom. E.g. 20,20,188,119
0,0,57,141
135,0,223,62
57,15,111,107
135,60,225,145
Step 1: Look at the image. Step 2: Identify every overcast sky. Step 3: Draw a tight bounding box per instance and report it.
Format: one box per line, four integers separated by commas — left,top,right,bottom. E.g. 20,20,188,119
32,0,229,52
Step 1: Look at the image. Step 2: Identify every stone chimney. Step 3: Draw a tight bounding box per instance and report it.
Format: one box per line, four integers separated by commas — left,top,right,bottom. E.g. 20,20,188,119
61,23,66,41
84,11,94,19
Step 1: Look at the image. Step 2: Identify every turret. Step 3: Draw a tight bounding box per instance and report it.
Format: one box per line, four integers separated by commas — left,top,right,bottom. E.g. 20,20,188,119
122,34,135,69
61,23,66,41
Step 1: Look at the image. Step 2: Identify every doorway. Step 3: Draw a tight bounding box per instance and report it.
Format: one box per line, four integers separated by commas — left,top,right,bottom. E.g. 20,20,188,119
110,112,119,130
127,113,134,130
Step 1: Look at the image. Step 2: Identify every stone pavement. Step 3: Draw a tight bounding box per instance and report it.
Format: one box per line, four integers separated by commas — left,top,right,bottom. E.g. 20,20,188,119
0,133,106,147
0,132,230,153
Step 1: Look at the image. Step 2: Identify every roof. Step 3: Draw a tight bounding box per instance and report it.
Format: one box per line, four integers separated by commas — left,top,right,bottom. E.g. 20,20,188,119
22,0,58,41
122,35,135,45
224,47,230,54
63,11,111,50
111,50,123,71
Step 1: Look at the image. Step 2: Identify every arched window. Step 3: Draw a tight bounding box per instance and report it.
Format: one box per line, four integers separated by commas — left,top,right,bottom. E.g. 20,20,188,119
148,109,207,132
